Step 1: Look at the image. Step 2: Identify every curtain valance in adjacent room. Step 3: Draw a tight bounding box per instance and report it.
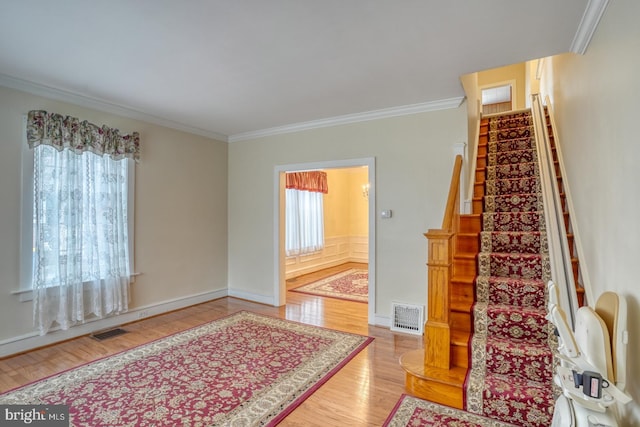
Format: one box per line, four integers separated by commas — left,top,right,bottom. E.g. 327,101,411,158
26,110,140,161
285,171,328,193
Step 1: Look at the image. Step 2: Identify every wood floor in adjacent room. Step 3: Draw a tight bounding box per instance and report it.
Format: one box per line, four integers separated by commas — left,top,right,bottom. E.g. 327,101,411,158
0,263,424,426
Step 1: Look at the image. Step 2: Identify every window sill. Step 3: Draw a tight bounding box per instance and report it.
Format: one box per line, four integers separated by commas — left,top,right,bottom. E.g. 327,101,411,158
10,288,33,302
12,273,142,303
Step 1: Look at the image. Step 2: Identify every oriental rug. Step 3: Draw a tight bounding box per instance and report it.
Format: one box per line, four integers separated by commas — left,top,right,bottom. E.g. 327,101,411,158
383,395,517,427
465,110,558,426
0,311,373,427
290,269,368,303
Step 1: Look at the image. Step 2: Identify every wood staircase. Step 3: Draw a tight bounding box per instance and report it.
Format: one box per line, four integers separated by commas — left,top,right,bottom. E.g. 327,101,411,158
400,107,584,410
399,154,480,409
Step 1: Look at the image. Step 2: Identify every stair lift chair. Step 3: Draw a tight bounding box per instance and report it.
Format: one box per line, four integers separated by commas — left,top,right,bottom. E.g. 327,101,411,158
548,282,632,427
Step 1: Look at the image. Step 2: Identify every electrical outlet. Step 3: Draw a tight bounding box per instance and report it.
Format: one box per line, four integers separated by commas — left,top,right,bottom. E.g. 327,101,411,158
138,310,149,319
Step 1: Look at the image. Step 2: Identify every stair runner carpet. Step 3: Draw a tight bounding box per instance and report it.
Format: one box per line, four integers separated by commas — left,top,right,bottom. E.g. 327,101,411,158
465,111,558,427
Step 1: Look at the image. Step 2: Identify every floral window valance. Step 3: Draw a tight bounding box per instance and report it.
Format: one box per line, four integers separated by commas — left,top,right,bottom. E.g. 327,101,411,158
26,110,140,161
286,171,328,194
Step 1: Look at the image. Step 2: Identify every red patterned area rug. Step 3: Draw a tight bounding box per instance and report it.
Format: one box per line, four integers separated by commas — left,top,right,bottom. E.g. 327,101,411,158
290,269,368,303
383,395,517,427
0,311,373,426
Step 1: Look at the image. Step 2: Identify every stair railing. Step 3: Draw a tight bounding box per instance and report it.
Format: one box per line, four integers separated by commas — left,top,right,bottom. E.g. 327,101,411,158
531,94,579,328
465,99,482,213
424,154,463,369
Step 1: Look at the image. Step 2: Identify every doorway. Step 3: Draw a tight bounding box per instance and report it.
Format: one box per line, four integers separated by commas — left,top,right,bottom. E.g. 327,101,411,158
274,157,376,325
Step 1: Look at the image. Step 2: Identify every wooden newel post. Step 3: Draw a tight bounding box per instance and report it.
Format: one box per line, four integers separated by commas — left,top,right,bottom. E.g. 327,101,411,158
423,229,454,370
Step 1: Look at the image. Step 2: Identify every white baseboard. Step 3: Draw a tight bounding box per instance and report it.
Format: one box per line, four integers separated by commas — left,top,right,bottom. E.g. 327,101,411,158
227,288,276,306
0,288,228,358
374,314,391,328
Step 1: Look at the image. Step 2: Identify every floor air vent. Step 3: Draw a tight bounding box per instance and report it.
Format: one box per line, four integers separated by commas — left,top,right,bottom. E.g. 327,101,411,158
390,302,424,335
91,328,128,341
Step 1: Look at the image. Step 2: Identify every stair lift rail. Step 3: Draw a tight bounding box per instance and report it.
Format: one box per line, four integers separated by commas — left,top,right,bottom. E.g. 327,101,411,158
531,94,579,328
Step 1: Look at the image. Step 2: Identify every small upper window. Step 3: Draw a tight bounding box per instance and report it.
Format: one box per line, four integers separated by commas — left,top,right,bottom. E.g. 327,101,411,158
482,84,512,114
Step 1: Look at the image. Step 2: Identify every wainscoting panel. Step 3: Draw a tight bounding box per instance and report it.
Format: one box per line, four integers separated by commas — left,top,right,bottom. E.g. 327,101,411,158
285,235,368,279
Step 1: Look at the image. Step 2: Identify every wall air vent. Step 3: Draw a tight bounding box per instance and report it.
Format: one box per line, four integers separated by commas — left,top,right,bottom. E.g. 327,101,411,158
390,302,424,335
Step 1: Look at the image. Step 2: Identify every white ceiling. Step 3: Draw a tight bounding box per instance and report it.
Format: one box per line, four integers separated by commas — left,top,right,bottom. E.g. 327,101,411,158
0,0,597,141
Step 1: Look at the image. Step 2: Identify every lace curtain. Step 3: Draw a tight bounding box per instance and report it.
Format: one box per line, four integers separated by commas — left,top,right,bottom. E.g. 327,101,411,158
27,110,139,335
285,171,327,257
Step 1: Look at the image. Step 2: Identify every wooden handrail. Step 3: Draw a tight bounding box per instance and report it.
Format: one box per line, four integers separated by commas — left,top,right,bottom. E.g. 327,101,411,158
423,154,464,370
441,155,464,230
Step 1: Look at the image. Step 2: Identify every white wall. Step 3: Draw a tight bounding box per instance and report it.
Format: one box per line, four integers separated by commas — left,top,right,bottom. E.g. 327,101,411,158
540,0,640,422
0,86,228,355
228,107,467,321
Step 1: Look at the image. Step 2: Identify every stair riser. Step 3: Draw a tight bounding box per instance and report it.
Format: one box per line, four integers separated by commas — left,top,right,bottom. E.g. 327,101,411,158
488,114,533,130
451,310,472,333
488,137,536,153
485,343,553,383
456,234,480,253
484,193,542,213
484,177,540,196
481,375,555,427
479,254,547,281
483,212,545,233
489,149,537,166
459,214,482,233
485,309,549,342
489,126,533,142
476,277,546,309
451,343,469,368
405,374,464,409
453,257,477,278
487,162,538,181
480,232,546,255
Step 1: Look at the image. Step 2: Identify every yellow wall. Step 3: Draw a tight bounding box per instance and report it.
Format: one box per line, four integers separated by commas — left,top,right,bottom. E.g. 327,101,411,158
324,167,369,237
478,62,527,110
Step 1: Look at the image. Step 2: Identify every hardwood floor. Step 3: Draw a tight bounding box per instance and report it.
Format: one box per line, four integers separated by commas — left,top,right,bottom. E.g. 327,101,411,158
0,263,423,426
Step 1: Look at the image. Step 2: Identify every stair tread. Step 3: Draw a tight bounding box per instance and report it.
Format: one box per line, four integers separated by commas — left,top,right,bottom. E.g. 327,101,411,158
400,349,467,385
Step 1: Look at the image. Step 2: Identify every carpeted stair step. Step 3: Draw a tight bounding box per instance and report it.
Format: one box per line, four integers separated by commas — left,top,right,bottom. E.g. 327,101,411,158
478,252,548,280
480,231,546,254
485,176,540,196
488,148,537,166
488,137,536,153
483,211,545,232
489,126,533,142
476,276,546,309
484,192,542,213
482,303,550,343
485,337,554,383
488,114,533,130
481,373,555,427
487,162,538,180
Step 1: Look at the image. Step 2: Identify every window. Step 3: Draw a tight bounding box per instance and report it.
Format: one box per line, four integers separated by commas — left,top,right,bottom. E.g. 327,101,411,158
21,110,138,334
285,188,324,256
284,171,327,256
31,145,133,288
481,84,513,114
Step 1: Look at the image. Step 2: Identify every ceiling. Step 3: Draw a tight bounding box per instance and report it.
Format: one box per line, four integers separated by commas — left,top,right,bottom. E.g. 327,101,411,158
0,1,596,142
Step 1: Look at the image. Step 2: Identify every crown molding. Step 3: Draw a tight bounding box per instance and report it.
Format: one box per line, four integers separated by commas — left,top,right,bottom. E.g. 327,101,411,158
0,73,229,142
570,0,609,55
1,72,464,144
228,96,465,143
